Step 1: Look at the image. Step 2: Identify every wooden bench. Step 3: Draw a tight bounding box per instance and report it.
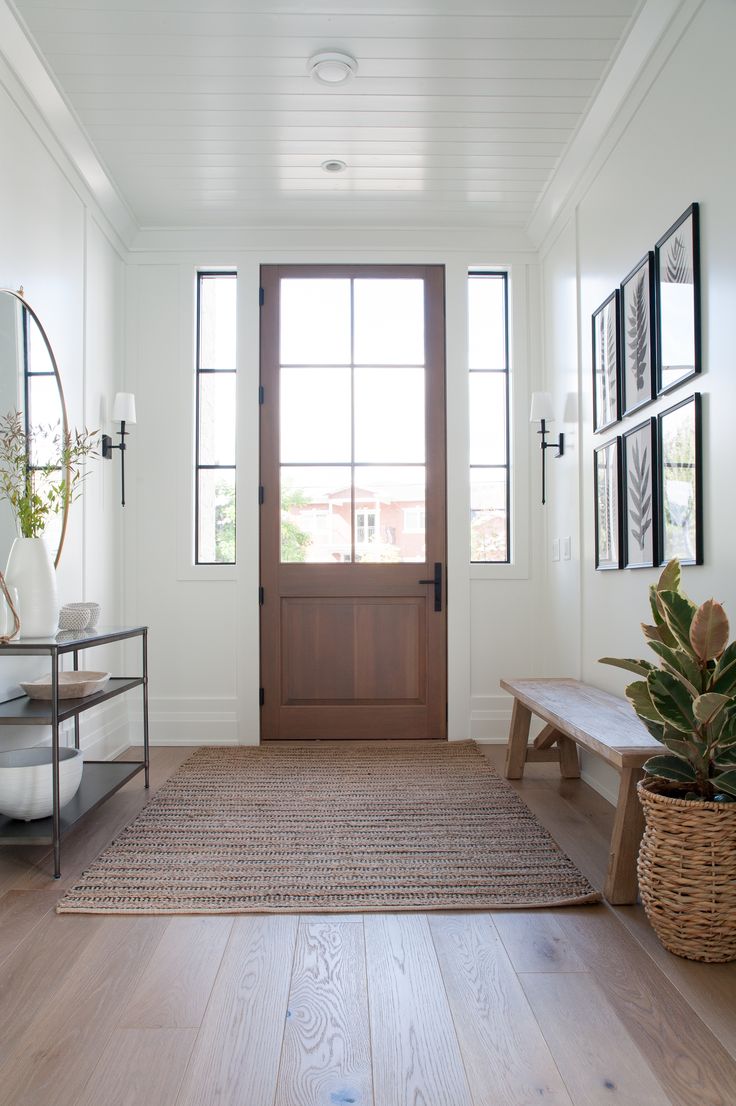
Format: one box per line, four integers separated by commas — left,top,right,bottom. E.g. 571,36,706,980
501,677,661,905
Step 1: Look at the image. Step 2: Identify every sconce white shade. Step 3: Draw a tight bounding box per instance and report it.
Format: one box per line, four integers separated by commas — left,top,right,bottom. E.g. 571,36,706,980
112,392,136,425
529,390,554,424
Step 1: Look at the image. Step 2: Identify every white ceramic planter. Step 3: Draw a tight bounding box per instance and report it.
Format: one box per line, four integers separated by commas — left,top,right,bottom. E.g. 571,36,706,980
5,537,59,638
0,747,83,821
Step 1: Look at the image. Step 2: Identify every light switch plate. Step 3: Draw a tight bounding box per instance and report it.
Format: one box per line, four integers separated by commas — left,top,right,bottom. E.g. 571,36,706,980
563,536,571,560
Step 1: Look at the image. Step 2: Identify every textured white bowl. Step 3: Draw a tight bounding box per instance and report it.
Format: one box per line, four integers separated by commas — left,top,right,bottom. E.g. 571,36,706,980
21,671,111,700
0,747,83,821
58,605,91,631
62,602,101,630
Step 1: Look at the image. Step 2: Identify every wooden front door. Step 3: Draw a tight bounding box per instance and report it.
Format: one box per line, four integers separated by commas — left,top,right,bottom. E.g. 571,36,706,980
259,264,446,740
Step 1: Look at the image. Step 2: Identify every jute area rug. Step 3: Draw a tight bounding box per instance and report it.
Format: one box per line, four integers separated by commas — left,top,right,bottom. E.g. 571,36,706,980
56,741,599,914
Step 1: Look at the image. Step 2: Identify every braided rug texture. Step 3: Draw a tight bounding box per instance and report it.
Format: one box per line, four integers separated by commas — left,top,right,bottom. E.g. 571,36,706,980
56,742,599,914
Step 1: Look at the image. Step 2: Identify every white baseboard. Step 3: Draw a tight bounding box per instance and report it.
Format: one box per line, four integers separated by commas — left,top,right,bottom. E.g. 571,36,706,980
470,695,512,741
139,696,239,746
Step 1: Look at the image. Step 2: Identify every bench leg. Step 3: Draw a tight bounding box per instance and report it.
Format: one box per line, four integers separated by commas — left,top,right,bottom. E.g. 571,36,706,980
557,736,580,779
604,763,645,905
504,700,532,779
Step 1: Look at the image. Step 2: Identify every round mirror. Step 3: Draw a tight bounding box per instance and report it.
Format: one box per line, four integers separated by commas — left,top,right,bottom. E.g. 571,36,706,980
0,289,70,568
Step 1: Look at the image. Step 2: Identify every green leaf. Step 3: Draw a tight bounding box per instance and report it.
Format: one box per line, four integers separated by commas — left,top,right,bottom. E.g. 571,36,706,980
598,657,655,677
692,693,731,725
712,641,736,695
711,770,736,798
644,754,696,782
648,670,696,733
641,717,665,743
626,681,663,724
646,640,702,689
657,589,698,652
660,732,697,759
657,559,681,595
714,747,736,767
690,599,730,663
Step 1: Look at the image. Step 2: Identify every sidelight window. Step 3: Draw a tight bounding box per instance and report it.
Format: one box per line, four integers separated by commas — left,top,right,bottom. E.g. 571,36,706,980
468,271,510,563
195,272,237,565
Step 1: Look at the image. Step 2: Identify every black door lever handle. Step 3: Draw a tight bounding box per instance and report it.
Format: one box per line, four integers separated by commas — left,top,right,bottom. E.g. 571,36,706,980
418,562,442,612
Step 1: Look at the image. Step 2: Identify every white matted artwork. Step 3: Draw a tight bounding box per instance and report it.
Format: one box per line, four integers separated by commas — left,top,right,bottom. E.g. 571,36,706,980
657,394,702,566
656,204,701,394
622,418,657,569
594,437,622,570
621,253,656,416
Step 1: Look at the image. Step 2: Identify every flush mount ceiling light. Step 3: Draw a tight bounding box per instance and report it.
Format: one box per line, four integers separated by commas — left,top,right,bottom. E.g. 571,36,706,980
321,159,347,173
308,51,358,85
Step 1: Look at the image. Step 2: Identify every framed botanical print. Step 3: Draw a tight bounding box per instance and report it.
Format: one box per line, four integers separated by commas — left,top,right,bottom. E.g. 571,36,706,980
592,291,620,433
594,437,622,570
657,394,702,566
655,203,701,394
621,253,656,416
622,418,657,569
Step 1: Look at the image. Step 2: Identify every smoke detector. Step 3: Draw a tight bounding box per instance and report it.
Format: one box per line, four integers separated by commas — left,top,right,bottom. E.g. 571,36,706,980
308,51,358,85
321,159,347,173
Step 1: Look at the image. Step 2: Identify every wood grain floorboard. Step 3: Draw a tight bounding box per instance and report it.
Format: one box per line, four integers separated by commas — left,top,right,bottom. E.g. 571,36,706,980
175,915,298,1106
121,916,233,1029
491,909,588,974
554,907,736,1106
274,916,372,1106
77,1027,198,1106
429,912,574,1106
520,972,672,1106
0,888,63,968
0,915,168,1106
364,913,473,1106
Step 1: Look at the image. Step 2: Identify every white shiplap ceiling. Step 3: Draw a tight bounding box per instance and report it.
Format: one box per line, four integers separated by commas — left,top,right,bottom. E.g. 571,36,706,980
13,0,640,230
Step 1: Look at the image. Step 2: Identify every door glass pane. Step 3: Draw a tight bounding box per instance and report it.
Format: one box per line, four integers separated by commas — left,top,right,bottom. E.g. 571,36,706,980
280,367,351,464
468,275,506,370
353,465,425,562
354,367,425,463
280,279,351,365
27,377,64,466
199,274,236,369
199,372,236,465
198,468,236,563
469,373,506,465
281,466,352,563
353,279,424,365
470,468,508,562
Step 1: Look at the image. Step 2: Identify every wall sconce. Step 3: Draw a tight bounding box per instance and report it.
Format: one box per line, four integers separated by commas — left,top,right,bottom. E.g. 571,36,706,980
102,392,136,506
530,391,564,505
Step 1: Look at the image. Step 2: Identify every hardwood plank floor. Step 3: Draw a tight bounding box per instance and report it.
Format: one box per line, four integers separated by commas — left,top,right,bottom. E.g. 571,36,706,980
0,743,732,1106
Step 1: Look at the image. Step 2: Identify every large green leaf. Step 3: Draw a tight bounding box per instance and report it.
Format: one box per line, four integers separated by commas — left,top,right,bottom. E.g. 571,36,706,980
712,641,736,695
711,770,736,798
714,747,736,767
690,599,730,663
626,680,662,724
641,717,665,743
657,559,681,595
648,670,696,733
660,732,697,759
693,692,731,725
599,657,654,677
644,754,696,782
646,640,702,690
657,589,698,652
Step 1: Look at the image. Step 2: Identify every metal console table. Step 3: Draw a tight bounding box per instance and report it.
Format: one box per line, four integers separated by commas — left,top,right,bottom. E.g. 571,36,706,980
0,625,149,878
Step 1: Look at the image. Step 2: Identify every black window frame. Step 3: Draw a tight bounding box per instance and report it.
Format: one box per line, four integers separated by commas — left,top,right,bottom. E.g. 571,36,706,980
195,270,237,566
468,269,511,565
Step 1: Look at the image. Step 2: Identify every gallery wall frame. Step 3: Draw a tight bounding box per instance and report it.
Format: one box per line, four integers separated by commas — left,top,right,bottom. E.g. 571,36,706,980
594,436,623,570
657,392,702,567
622,417,657,570
655,202,701,396
620,252,656,417
592,290,621,434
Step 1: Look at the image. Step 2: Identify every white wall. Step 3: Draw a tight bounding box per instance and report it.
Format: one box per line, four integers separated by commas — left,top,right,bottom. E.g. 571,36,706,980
0,54,127,755
124,233,545,747
539,0,736,800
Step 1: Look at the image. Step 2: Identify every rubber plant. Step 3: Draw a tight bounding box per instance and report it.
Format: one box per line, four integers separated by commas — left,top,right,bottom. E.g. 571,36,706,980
600,559,736,801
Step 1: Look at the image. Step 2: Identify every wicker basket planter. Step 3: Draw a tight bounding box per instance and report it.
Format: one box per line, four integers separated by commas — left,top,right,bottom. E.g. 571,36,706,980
637,780,736,963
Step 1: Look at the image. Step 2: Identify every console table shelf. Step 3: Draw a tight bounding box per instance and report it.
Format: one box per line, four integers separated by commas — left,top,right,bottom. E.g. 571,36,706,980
0,625,149,877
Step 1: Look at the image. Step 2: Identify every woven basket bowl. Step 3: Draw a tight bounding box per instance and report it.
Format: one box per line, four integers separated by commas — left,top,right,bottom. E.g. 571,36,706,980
637,780,736,963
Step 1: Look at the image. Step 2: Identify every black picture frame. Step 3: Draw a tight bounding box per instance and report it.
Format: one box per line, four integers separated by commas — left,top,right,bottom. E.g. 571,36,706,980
594,437,622,570
622,417,657,569
620,253,656,416
657,393,702,566
592,290,620,433
655,203,701,395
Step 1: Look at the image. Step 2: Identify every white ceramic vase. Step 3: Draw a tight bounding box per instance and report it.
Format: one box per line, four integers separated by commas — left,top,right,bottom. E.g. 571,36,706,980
5,537,59,638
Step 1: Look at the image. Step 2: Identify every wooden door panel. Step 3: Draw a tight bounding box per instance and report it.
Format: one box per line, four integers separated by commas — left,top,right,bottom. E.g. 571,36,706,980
260,264,446,741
